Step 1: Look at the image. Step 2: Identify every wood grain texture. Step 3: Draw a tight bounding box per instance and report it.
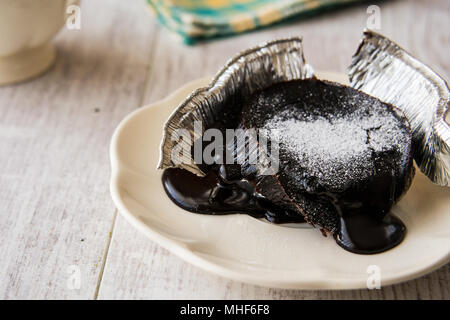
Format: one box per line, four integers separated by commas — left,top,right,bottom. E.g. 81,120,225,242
0,0,448,299
0,0,156,299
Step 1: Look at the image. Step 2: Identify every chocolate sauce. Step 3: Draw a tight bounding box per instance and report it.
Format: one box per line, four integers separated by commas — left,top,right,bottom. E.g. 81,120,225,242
161,79,412,255
162,167,305,224
328,162,407,254
162,166,406,255
334,213,405,254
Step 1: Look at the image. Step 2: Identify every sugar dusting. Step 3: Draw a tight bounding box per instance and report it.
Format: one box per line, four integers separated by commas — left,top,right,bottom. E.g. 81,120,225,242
264,107,410,190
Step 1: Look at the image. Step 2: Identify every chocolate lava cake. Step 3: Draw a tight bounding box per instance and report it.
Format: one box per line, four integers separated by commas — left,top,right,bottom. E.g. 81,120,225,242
163,78,415,254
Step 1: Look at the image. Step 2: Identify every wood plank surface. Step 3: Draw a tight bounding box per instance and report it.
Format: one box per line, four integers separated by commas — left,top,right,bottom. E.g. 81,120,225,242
0,0,156,299
0,0,448,299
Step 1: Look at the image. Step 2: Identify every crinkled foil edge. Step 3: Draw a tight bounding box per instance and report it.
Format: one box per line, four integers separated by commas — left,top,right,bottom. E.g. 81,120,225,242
349,29,450,186
158,37,314,176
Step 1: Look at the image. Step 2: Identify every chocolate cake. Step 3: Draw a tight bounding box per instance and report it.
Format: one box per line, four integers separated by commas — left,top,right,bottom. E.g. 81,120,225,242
162,78,415,254
241,79,415,253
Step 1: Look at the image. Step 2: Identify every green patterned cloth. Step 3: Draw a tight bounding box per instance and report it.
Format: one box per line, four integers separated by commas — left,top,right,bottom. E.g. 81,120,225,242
147,0,361,44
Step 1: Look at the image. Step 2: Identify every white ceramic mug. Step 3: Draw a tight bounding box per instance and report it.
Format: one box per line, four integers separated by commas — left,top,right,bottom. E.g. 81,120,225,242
0,0,79,85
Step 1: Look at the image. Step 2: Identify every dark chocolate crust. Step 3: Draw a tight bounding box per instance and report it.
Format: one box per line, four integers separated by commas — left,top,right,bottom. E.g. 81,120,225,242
240,78,415,233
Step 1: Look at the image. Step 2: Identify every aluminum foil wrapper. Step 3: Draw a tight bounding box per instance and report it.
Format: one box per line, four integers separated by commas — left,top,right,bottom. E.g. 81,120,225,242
349,30,450,186
158,32,449,186
158,37,314,176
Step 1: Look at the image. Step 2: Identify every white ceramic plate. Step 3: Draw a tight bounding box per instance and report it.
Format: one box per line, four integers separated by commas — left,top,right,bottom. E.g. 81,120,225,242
110,72,450,290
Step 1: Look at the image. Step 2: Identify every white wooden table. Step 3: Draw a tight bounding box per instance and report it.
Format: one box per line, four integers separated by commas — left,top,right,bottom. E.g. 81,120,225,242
0,0,448,299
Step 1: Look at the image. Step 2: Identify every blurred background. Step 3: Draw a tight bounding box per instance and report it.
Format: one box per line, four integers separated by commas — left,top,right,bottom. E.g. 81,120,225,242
0,0,448,299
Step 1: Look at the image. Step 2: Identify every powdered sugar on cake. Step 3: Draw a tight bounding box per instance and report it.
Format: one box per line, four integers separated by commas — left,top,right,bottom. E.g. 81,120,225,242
264,108,410,191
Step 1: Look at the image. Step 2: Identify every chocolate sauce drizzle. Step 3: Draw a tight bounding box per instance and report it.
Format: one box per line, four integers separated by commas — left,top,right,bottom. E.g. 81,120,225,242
162,167,305,224
162,166,406,255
